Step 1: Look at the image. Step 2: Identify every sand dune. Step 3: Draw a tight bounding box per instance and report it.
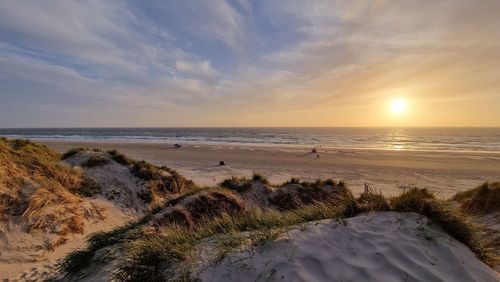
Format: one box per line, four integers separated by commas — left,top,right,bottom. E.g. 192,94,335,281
0,142,189,280
1,140,498,281
199,212,500,282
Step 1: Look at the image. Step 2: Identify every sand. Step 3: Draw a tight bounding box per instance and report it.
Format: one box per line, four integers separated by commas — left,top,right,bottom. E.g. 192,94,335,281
198,212,500,282
0,197,134,281
40,140,500,198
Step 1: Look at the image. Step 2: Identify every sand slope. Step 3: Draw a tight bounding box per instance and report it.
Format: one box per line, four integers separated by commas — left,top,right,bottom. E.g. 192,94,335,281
64,151,150,214
199,212,499,282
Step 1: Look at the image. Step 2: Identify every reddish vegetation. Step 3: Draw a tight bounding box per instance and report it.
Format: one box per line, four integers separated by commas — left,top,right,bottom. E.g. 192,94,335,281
154,207,194,228
270,181,351,210
184,190,245,222
154,190,245,229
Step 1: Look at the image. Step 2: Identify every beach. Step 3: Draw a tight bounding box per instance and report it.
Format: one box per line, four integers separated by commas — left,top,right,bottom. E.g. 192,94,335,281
40,140,500,198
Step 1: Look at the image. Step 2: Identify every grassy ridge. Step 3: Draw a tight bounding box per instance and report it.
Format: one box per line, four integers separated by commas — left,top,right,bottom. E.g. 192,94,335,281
116,198,356,281
0,138,102,236
119,188,495,281
453,182,500,214
60,181,495,281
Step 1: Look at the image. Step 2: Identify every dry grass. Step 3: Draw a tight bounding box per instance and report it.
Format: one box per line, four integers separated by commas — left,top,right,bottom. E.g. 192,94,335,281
153,189,246,229
82,155,110,168
116,197,355,281
220,176,252,191
356,190,390,212
183,190,245,223
0,138,102,236
65,148,195,207
72,175,102,197
271,179,351,210
107,149,134,166
62,147,101,160
453,182,500,214
154,207,194,228
107,150,195,198
59,176,494,280
60,210,158,274
220,173,269,192
61,183,355,280
389,188,493,265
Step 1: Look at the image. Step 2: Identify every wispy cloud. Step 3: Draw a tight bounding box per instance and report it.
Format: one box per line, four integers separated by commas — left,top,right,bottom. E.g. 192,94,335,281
1,0,499,127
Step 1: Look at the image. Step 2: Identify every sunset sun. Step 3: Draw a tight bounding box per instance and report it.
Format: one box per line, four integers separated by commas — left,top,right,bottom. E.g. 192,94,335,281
390,99,407,114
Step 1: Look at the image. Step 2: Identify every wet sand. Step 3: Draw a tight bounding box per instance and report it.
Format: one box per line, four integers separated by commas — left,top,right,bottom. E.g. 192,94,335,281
41,140,500,198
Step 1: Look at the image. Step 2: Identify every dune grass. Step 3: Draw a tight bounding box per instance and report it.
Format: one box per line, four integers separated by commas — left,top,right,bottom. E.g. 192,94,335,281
82,155,110,168
280,177,342,188
72,176,102,197
0,138,107,266
63,147,195,206
60,212,156,274
356,190,390,212
61,147,102,160
390,188,493,265
61,188,230,275
57,170,494,280
453,182,500,214
271,178,349,210
219,176,252,191
107,149,134,166
106,150,195,195
116,197,356,281
219,173,270,192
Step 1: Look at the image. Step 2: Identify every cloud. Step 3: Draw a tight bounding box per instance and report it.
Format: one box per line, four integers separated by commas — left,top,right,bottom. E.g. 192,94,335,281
0,0,499,127
175,60,217,82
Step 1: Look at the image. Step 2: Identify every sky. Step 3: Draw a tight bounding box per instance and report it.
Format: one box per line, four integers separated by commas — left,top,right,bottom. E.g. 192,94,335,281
1,0,499,127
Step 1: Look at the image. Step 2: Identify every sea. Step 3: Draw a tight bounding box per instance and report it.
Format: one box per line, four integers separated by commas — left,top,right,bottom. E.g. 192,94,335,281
0,127,499,154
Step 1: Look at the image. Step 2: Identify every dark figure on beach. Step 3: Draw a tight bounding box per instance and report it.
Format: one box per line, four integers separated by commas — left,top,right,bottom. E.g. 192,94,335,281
219,160,225,166
174,143,182,148
312,147,317,153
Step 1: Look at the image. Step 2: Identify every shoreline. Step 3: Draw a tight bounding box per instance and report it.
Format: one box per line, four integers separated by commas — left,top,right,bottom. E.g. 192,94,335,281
6,137,500,155
38,140,500,198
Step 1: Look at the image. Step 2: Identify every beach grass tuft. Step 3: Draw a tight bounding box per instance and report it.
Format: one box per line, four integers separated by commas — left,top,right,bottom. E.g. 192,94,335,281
107,149,134,166
390,188,493,265
61,147,101,160
453,182,500,214
356,191,390,212
82,155,110,168
251,173,269,184
271,179,351,210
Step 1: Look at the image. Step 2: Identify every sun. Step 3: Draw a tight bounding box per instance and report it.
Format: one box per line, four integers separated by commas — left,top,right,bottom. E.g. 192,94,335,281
390,99,407,114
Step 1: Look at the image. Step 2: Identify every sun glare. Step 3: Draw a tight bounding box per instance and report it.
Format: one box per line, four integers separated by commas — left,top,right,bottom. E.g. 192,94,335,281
390,99,407,114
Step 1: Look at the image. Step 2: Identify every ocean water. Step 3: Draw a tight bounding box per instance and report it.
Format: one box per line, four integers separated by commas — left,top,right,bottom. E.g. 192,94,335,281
0,127,499,153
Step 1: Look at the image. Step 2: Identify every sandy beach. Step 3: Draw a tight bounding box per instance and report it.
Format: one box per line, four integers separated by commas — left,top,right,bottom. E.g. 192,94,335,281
40,140,500,198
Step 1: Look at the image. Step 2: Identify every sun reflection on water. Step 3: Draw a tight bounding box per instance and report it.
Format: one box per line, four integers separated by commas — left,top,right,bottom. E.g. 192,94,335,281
386,128,407,151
